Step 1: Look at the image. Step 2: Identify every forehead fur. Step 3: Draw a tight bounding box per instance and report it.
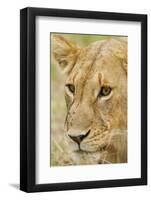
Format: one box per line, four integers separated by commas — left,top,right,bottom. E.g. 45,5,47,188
67,38,127,86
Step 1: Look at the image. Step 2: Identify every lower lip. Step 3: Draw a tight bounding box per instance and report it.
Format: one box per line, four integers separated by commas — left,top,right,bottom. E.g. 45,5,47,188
74,149,85,153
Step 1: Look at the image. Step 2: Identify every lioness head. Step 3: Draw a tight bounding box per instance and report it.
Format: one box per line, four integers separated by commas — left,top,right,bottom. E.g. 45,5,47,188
52,35,127,164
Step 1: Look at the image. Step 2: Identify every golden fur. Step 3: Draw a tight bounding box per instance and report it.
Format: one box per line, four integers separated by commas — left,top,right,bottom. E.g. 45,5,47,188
52,35,127,165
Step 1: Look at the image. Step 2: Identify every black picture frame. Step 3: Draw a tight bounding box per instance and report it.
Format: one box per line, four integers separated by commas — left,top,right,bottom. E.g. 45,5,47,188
20,7,147,192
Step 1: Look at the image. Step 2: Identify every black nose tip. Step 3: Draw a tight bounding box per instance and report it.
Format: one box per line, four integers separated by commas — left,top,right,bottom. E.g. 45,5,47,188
68,130,90,145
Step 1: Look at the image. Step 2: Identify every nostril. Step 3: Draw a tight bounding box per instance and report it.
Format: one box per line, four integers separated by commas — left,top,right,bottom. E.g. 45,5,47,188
68,135,81,145
68,129,90,145
79,129,90,141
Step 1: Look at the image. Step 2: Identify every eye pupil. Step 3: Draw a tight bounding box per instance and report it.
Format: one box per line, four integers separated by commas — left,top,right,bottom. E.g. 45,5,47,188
99,86,111,97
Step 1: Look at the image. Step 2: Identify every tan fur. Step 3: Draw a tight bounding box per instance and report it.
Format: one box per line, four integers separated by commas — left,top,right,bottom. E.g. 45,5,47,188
52,35,128,165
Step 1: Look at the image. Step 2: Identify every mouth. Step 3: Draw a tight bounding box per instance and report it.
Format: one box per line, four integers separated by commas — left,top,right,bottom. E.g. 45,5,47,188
73,143,108,154
74,148,87,153
74,147,100,154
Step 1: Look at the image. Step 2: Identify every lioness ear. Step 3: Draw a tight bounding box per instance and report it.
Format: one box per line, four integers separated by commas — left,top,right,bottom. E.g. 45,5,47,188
115,38,128,74
122,57,127,73
52,35,79,74
120,38,127,74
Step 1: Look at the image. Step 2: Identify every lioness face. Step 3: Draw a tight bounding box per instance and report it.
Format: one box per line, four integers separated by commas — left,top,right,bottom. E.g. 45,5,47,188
53,35,127,164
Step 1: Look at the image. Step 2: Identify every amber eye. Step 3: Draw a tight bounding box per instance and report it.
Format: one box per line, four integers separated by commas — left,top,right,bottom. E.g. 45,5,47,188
98,86,112,97
58,60,67,67
66,84,75,94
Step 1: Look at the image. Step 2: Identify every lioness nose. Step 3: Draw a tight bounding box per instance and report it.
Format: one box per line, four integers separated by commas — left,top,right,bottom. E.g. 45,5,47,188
68,130,90,145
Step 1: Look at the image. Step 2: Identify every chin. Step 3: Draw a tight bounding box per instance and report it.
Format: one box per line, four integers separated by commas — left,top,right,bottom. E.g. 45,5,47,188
67,140,102,165
71,150,102,165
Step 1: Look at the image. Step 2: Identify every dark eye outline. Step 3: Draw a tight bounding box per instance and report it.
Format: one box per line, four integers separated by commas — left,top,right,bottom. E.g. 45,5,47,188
98,86,112,97
58,60,68,67
65,84,75,94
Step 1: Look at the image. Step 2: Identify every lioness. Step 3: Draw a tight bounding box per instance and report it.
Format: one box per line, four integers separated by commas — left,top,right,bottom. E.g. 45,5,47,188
52,35,127,165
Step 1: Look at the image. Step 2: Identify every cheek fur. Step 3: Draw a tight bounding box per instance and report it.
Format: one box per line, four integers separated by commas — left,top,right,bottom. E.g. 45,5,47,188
65,92,72,109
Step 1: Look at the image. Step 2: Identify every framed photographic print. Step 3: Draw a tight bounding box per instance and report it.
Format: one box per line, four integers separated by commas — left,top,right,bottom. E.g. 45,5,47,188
20,7,147,192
